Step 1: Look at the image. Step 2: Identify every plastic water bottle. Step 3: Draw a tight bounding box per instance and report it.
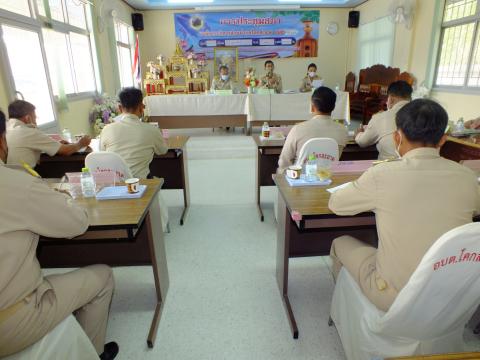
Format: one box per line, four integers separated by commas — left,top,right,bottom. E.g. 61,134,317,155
262,122,270,138
62,128,73,143
455,117,465,133
305,154,318,182
81,167,96,198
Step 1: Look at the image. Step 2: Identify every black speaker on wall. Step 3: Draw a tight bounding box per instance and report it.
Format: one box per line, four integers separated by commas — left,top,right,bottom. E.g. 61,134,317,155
348,11,360,28
132,13,144,31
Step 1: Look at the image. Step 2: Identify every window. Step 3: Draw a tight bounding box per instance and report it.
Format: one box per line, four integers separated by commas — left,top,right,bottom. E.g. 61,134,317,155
357,17,395,72
0,0,98,127
114,20,134,88
435,0,480,88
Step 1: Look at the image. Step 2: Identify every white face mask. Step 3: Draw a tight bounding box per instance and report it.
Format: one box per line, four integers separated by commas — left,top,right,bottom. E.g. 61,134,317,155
395,131,403,158
308,71,316,78
220,74,229,81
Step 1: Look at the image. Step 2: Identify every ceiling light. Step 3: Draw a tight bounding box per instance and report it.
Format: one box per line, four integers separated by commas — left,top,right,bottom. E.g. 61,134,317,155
195,4,300,10
167,0,214,4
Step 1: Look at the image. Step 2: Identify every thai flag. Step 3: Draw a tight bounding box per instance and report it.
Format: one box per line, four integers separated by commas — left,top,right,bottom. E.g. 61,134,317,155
132,33,141,87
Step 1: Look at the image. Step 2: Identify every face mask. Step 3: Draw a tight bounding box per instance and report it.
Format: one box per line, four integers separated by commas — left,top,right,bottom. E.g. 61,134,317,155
308,72,316,78
395,131,403,158
221,74,229,81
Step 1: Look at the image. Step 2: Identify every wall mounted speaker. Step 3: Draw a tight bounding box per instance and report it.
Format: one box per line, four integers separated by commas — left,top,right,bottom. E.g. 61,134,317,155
132,13,144,31
348,11,360,28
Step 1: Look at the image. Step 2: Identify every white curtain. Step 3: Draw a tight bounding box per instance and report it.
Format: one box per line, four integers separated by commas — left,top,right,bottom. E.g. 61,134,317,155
356,16,395,72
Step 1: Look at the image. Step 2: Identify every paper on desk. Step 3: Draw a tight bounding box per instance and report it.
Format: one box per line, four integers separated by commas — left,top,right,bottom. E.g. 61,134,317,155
327,182,352,194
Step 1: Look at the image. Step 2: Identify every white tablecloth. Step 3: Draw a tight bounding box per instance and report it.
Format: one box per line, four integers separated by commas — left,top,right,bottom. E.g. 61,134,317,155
144,94,248,116
247,91,350,123
145,91,350,124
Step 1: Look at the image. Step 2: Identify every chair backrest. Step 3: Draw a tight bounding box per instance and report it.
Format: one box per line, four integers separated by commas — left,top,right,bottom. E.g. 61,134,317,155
85,151,132,181
294,138,339,168
344,72,356,93
375,222,480,340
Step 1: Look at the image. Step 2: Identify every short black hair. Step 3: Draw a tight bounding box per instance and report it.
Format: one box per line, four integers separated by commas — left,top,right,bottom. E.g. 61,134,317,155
387,80,413,99
219,65,229,72
307,63,317,70
0,110,5,136
8,100,35,119
395,99,448,145
118,87,143,110
311,86,337,114
264,60,274,68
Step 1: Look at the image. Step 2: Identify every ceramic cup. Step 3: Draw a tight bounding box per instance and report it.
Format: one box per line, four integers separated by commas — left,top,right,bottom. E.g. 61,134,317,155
286,165,302,179
125,178,140,194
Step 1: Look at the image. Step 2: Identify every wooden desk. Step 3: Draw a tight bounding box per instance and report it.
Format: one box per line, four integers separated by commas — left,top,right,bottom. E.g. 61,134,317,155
440,136,480,162
35,136,190,225
253,134,378,221
39,179,168,348
273,174,378,339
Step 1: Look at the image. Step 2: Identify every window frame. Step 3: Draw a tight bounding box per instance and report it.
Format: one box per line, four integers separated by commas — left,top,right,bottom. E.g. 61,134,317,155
433,0,480,92
0,12,59,131
114,18,135,89
0,0,100,108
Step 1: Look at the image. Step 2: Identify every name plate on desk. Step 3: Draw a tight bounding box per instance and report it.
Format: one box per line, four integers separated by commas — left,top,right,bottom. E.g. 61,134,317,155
257,88,275,95
214,90,233,96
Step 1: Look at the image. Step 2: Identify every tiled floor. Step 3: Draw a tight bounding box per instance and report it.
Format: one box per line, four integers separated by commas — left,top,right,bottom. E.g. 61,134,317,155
47,128,480,359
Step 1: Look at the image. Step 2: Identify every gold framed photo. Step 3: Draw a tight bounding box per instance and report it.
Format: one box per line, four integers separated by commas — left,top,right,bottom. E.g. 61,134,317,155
213,47,239,81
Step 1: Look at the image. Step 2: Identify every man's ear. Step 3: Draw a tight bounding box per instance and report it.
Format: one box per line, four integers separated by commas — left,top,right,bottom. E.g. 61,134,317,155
437,134,448,148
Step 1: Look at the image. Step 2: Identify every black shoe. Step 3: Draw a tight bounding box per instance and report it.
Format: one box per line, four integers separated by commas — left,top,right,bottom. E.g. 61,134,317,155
99,342,119,360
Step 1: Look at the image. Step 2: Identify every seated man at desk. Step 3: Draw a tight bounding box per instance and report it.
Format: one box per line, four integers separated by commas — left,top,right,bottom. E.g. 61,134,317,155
261,60,283,93
355,80,412,160
299,63,322,93
277,86,348,173
100,87,169,231
6,100,91,168
100,87,168,179
0,110,118,359
329,99,480,312
211,65,235,92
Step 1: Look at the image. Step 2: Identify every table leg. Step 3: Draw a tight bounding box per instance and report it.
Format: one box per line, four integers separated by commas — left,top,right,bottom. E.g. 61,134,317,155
276,192,298,339
145,205,170,348
179,147,190,226
256,148,264,221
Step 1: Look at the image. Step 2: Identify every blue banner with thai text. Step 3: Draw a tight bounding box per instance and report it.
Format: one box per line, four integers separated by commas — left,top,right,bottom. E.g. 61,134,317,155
174,11,320,59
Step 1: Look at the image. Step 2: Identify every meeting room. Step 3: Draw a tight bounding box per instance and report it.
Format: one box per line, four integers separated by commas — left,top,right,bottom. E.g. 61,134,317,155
1,0,480,359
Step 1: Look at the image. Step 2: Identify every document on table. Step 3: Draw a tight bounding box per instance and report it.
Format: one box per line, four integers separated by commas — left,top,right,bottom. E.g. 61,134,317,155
327,182,352,194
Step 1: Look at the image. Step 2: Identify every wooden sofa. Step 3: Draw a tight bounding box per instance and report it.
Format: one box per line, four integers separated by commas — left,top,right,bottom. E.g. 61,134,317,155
347,64,415,124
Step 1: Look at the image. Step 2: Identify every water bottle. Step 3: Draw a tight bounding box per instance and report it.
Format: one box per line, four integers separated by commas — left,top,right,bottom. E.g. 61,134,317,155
262,122,270,138
455,117,465,133
305,153,318,182
81,167,96,198
62,128,73,143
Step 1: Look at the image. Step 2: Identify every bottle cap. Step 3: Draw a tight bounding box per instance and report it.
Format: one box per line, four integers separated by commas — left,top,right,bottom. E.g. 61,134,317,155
308,154,316,161
82,167,90,173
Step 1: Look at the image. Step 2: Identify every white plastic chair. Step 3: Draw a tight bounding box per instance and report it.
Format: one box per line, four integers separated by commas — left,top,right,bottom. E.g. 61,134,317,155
85,151,132,182
274,138,339,221
294,137,339,168
5,315,98,360
330,222,480,360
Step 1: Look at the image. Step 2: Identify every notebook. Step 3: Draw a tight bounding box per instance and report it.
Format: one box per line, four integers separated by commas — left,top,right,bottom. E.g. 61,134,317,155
95,185,147,200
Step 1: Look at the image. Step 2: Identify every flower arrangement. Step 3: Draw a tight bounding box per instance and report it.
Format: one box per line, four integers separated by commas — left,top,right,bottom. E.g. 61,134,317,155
89,94,119,136
244,67,259,92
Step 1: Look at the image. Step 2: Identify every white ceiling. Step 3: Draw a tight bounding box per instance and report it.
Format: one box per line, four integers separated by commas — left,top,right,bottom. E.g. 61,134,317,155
124,0,367,10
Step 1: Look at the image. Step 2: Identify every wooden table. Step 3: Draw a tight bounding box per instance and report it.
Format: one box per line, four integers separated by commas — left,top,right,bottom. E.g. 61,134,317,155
39,179,168,348
440,136,480,162
253,134,378,221
35,136,190,225
273,174,378,339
